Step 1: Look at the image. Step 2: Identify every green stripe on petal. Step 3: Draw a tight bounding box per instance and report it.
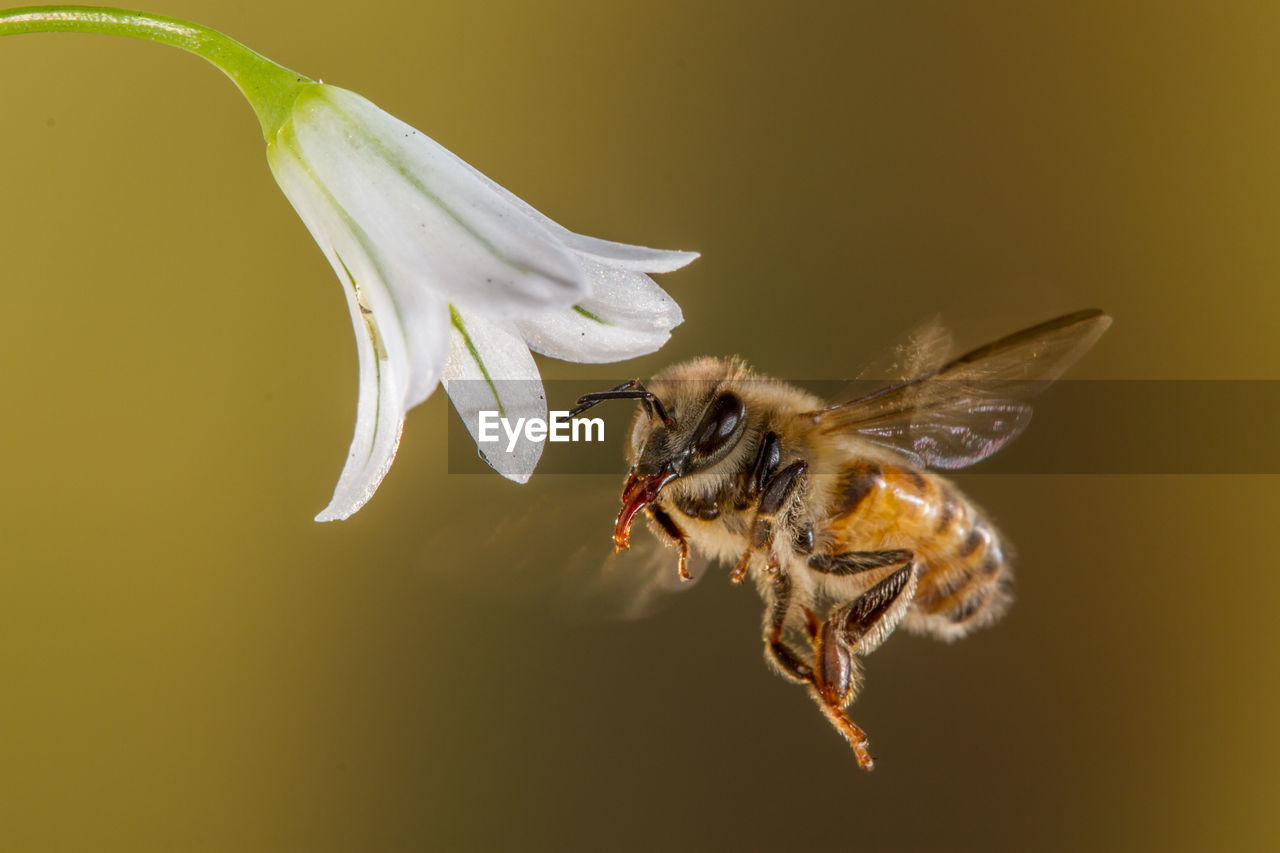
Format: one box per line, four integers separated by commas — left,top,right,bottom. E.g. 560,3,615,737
572,305,610,325
441,307,548,484
450,304,503,418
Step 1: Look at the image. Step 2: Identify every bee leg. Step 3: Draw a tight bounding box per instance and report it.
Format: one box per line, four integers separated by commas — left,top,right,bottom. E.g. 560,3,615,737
732,460,809,582
833,561,917,656
810,563,918,770
761,572,814,684
647,505,693,582
802,606,822,645
807,548,914,578
745,431,782,501
754,461,809,558
729,433,782,585
809,625,874,770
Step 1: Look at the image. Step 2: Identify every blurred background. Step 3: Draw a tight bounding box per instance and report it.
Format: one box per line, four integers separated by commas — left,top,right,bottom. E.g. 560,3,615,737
2,1,1278,850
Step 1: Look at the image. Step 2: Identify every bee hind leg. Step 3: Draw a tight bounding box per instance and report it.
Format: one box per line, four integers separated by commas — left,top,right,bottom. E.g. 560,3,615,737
810,562,918,771
833,559,917,656
810,689,875,771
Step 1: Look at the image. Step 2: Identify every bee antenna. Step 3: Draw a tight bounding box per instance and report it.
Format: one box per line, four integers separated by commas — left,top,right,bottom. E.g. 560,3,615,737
568,380,675,429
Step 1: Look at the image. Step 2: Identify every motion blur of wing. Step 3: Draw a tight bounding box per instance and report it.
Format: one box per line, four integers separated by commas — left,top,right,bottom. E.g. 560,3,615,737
814,315,956,406
567,522,709,621
853,315,954,382
418,474,704,622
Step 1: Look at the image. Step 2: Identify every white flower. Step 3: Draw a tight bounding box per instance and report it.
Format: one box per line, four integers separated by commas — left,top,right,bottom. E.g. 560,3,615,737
267,84,696,521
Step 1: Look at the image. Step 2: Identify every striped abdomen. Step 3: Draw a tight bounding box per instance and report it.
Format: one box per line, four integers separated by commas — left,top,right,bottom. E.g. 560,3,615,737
823,459,1013,642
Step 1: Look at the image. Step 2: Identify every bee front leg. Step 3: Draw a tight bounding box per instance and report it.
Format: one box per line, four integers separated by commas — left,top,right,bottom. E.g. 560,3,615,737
646,504,693,582
731,460,809,584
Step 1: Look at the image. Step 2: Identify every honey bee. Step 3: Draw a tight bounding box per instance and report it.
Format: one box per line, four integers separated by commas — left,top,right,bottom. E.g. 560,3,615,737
568,310,1111,769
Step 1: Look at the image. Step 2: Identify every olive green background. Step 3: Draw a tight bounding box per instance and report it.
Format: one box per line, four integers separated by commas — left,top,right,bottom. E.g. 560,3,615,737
2,1,1278,850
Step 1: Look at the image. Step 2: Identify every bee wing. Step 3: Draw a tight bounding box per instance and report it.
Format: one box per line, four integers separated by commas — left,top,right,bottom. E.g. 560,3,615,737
812,315,955,431
803,309,1112,469
419,476,704,622
853,314,954,382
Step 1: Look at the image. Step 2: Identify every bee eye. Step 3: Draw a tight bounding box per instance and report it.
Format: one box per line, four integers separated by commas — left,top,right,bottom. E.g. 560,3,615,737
692,392,746,458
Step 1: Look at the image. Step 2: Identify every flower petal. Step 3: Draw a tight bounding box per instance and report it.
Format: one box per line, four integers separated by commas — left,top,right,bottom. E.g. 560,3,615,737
269,145,449,521
288,86,590,319
433,129,701,273
514,256,684,363
547,235,699,274
442,306,547,483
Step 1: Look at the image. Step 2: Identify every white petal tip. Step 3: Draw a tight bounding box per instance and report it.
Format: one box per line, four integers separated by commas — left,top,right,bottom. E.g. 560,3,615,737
663,250,700,270
624,248,700,274
311,419,406,526
313,491,371,522
564,237,701,273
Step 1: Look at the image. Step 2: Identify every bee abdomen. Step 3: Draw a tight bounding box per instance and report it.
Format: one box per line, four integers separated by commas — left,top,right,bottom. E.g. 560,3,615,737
832,461,884,518
909,512,1013,640
821,462,1013,639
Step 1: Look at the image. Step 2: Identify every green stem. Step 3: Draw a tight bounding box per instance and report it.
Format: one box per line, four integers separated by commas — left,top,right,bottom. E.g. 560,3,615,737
0,5,312,139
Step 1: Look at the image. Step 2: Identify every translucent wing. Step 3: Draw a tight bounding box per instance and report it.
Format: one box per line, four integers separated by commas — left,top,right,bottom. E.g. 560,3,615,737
845,399,1034,470
803,310,1112,469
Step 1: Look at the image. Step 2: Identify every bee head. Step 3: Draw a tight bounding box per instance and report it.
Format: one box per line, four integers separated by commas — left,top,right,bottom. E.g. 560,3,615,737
570,358,753,549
